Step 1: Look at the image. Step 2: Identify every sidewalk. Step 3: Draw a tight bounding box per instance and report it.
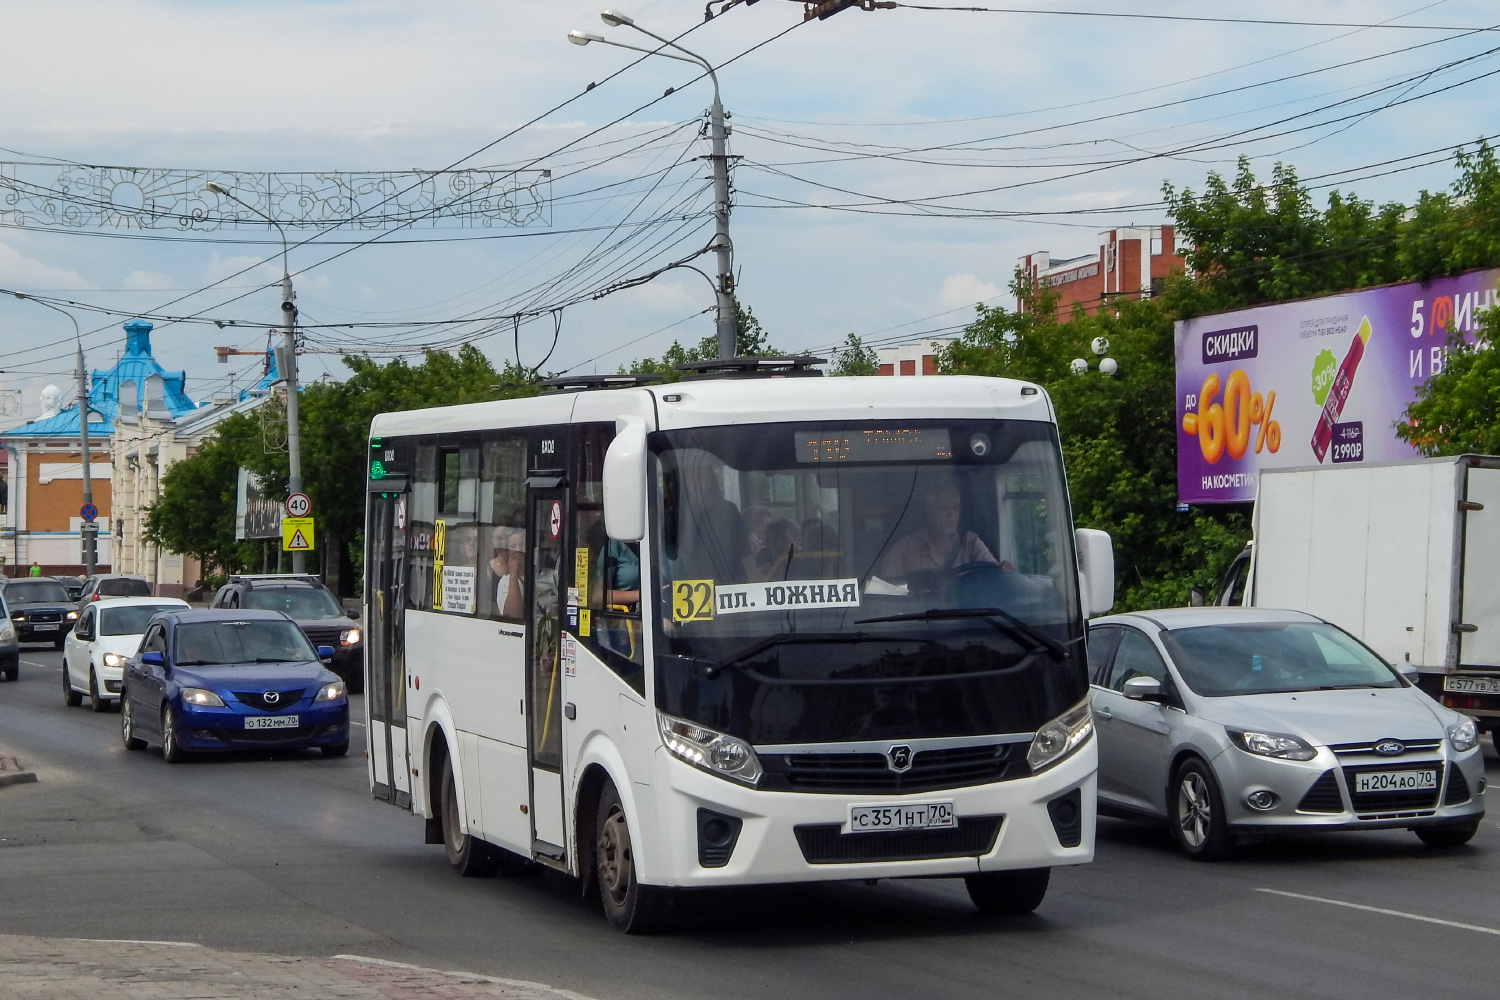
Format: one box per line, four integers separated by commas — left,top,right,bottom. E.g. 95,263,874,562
0,752,37,789
0,935,599,1000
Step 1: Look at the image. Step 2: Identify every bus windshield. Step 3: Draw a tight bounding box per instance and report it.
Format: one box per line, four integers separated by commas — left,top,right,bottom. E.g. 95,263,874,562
650,418,1086,745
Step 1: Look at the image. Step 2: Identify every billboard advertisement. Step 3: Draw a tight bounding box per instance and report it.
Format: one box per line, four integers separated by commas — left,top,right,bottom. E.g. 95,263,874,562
235,467,282,540
1176,267,1500,504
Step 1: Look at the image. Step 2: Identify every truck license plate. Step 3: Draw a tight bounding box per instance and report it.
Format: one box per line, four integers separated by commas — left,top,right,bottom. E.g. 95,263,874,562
244,715,300,730
1355,770,1437,793
1444,675,1500,695
848,801,956,833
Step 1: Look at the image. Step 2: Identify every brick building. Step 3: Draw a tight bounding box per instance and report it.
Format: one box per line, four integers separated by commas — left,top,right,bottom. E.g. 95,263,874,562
876,338,955,376
1018,225,1184,317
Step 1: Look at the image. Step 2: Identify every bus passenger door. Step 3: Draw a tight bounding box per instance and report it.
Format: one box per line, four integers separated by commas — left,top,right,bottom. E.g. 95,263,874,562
526,485,568,858
367,490,413,808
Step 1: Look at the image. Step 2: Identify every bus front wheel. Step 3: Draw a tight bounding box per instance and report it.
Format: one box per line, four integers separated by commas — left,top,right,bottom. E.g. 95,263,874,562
596,780,672,934
441,755,500,876
965,867,1050,915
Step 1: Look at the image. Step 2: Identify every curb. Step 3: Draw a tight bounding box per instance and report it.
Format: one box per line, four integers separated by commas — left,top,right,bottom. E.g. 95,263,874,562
0,754,38,788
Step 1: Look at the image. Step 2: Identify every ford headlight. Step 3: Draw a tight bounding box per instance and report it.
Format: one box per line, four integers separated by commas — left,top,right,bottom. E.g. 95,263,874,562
1229,730,1317,761
102,652,125,668
180,687,225,708
1027,698,1094,772
1448,718,1479,753
314,680,347,703
658,711,762,786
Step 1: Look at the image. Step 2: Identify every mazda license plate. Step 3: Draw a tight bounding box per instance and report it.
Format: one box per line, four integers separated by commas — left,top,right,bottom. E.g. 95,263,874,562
1355,769,1437,793
848,801,956,833
244,715,300,730
1444,675,1500,695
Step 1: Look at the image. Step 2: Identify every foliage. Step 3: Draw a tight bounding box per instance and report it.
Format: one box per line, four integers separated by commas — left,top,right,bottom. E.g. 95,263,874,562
622,299,779,379
1397,308,1500,455
142,426,255,577
942,280,1249,610
828,333,879,376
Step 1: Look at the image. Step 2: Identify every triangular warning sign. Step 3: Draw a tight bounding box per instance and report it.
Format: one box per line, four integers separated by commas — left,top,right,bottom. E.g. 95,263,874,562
287,529,311,550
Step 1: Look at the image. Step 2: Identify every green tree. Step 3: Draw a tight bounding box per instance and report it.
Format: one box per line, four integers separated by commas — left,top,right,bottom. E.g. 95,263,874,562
622,299,779,378
142,426,256,576
828,333,878,376
1397,309,1500,455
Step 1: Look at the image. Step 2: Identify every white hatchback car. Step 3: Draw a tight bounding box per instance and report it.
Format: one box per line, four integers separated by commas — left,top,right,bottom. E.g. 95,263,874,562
63,597,190,711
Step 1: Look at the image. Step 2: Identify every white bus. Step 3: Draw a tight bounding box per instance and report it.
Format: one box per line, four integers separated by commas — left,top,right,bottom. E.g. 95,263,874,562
364,359,1113,932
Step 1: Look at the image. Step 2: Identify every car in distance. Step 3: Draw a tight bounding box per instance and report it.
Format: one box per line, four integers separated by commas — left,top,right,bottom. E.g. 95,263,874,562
0,590,18,681
63,597,191,711
1088,607,1486,858
210,575,363,692
75,574,152,606
55,575,85,601
1,576,79,648
120,608,351,762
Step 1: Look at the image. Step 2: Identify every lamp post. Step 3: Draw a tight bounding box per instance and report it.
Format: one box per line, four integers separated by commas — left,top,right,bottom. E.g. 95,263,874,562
14,293,96,576
570,9,737,359
1071,337,1119,377
203,182,306,573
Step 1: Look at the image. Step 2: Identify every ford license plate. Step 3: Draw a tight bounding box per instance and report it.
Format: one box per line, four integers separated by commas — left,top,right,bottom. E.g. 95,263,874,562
1355,769,1437,793
1444,675,1500,695
848,801,956,833
244,715,299,730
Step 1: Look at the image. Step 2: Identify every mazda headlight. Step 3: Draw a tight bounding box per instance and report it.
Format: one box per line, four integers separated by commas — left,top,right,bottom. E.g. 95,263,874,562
658,712,762,786
180,687,225,707
1448,718,1479,753
314,681,347,703
1027,698,1094,772
102,652,125,667
1229,730,1317,761
340,628,361,646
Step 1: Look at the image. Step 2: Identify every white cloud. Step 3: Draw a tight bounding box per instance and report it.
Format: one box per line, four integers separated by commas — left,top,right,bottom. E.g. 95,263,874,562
0,241,92,290
201,252,283,286
936,273,1004,312
122,270,174,290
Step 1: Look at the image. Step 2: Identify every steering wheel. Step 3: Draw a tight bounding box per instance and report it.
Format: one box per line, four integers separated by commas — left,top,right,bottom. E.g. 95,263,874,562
953,561,1030,610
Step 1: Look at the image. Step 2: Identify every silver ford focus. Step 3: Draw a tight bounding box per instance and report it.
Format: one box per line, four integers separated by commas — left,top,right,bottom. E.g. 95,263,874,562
1088,607,1486,859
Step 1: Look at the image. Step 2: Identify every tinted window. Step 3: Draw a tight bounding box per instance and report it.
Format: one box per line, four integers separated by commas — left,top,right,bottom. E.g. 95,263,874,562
173,621,317,665
241,587,343,619
100,605,183,636
99,579,151,597
142,626,168,654
1107,630,1170,691
1160,622,1402,696
6,581,69,603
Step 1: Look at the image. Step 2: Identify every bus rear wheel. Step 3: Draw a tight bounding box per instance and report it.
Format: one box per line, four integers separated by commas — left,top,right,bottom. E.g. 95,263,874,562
440,755,500,876
596,779,671,934
965,867,1050,915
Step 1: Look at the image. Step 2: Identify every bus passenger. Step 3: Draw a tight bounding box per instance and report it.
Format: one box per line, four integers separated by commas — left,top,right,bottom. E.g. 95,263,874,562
879,484,1002,582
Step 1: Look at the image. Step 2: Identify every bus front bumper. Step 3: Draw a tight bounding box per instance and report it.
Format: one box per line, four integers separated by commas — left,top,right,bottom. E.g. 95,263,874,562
640,737,1097,887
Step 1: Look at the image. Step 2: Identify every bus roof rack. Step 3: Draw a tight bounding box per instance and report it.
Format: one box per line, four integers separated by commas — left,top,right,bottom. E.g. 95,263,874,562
535,374,665,392
674,356,827,380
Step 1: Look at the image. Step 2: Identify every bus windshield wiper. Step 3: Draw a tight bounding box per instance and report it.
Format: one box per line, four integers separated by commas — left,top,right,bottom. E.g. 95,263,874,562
685,632,873,679
856,607,1066,661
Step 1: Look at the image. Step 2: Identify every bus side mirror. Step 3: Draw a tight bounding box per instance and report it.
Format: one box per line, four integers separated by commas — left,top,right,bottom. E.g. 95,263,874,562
1075,528,1115,618
1188,585,1206,607
604,414,649,542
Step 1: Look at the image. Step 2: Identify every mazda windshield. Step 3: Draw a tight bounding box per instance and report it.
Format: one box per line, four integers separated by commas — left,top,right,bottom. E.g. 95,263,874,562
650,420,1086,745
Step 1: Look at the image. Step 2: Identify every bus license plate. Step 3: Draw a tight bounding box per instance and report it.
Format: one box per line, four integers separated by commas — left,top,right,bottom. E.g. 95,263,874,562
244,715,300,730
848,801,956,834
1444,675,1500,695
1355,770,1437,793
32,623,59,631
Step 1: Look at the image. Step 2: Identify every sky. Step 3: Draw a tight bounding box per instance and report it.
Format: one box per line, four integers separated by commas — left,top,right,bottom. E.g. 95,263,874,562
0,0,1497,421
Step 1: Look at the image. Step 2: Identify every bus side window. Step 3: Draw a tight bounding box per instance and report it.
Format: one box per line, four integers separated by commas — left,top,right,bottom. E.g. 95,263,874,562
481,434,528,621
574,424,644,694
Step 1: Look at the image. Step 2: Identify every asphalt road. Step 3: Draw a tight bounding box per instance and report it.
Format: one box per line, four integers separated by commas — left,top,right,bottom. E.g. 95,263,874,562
2,644,1498,1000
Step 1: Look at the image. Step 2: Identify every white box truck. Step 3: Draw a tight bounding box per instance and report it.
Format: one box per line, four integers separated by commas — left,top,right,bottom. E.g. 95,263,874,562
1212,455,1500,730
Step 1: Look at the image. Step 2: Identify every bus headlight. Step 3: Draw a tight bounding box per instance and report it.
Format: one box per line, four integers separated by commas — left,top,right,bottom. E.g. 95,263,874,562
1027,698,1094,773
658,712,762,787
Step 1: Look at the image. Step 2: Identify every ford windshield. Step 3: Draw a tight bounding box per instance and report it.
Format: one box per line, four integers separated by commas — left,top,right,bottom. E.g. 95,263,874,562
649,419,1087,745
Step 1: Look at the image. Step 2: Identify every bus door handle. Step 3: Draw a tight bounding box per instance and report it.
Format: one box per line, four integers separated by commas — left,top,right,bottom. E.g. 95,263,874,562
564,702,576,720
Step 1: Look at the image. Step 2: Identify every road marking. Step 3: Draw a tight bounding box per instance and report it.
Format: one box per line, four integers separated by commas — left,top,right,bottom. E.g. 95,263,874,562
63,937,201,947
21,660,54,668
1258,888,1500,936
331,954,599,999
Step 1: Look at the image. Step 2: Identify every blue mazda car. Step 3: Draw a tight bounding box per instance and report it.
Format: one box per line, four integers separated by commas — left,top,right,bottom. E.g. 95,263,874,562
120,608,351,762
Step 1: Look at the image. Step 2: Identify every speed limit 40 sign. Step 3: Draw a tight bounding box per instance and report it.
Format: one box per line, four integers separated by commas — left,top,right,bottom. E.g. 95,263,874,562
285,492,312,518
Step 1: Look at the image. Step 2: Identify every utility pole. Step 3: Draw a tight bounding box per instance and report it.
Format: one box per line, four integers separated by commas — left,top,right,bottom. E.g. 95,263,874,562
572,11,737,357
76,337,96,577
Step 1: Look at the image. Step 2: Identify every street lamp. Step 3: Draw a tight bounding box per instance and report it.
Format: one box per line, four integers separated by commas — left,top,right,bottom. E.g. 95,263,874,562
1071,336,1119,376
569,9,738,359
13,293,97,575
203,182,307,573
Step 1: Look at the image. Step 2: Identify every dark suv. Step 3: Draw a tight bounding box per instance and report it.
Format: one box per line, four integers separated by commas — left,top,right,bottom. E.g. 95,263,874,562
2,577,78,648
210,575,364,692
76,574,153,605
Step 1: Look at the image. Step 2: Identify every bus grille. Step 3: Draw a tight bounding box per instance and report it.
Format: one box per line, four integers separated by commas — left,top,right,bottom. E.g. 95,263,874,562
794,817,1002,864
762,744,1025,794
